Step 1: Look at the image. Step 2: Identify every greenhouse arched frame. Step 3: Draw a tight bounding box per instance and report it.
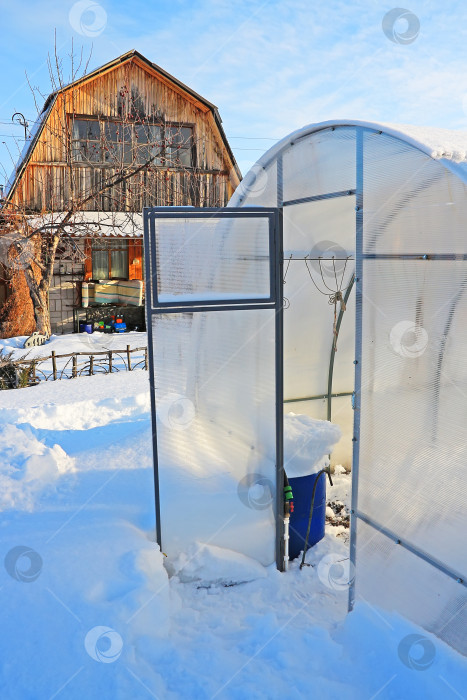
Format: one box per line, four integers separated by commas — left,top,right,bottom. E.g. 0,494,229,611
144,120,467,654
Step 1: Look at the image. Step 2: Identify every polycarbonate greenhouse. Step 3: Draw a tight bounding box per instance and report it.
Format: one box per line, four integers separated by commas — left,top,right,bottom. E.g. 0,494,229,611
144,120,467,655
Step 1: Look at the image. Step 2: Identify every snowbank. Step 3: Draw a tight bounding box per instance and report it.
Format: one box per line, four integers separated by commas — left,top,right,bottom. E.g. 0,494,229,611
0,423,75,510
0,345,466,698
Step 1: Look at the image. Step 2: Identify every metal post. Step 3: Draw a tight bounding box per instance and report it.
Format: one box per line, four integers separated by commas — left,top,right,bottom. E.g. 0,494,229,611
127,344,132,371
275,207,285,571
144,211,163,553
349,128,364,612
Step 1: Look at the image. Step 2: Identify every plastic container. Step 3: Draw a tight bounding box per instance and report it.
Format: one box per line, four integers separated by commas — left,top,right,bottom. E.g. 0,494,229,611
288,472,327,560
79,321,86,333
85,323,93,334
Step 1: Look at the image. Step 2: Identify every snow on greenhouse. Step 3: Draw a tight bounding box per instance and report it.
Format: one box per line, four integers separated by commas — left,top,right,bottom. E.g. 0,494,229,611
143,120,467,656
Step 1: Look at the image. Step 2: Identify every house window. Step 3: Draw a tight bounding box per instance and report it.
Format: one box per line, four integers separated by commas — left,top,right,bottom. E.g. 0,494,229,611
72,119,101,162
91,240,129,280
165,126,194,167
134,124,163,165
103,122,132,164
71,118,194,168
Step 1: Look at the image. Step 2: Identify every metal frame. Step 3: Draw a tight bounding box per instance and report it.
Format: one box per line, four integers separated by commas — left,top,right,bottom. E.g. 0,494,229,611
143,206,285,570
284,391,353,404
283,189,355,208
147,207,277,310
349,128,364,611
356,510,466,587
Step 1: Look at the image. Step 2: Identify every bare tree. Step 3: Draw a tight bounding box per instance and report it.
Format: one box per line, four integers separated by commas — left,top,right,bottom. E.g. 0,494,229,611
0,43,222,336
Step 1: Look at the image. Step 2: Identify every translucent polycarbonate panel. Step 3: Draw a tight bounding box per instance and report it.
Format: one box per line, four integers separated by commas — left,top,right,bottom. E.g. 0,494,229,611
355,520,467,655
283,194,356,259
357,260,467,575
327,395,353,468
282,255,354,397
235,160,278,207
363,130,467,254
283,261,346,397
283,127,356,202
331,290,356,391
153,216,271,302
282,251,355,468
152,309,277,565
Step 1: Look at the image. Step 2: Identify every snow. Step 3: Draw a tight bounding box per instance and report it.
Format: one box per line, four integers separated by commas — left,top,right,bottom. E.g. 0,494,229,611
284,412,341,478
173,542,268,586
1,342,466,698
322,120,467,163
25,211,144,237
0,331,147,381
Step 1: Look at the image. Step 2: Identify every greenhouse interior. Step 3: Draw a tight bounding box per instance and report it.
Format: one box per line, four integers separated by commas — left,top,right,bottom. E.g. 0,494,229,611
144,120,467,655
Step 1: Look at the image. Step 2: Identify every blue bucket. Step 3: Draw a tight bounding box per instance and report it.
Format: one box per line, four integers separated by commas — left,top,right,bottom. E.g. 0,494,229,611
288,472,327,560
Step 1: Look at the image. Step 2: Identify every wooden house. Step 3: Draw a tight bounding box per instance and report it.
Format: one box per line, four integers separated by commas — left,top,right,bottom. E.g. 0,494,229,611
2,50,241,334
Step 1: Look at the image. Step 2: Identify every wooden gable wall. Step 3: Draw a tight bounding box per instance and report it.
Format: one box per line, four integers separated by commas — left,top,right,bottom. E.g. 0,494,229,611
11,57,240,212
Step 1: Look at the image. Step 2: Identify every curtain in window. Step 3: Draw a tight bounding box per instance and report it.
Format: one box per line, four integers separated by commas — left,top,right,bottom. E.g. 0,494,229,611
92,248,109,280
110,247,128,278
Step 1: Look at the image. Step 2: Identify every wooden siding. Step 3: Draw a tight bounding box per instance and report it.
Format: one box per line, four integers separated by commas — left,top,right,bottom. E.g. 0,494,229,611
11,58,239,211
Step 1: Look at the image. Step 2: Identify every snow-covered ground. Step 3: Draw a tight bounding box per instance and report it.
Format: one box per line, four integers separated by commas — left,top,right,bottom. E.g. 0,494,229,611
0,342,466,699
0,331,148,379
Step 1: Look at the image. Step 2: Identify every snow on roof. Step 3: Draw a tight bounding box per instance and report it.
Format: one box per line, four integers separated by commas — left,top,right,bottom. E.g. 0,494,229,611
27,212,143,237
329,120,467,162
233,120,467,198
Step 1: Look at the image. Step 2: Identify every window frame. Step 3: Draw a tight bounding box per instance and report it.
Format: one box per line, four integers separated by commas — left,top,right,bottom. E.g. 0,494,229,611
70,116,195,169
91,238,130,281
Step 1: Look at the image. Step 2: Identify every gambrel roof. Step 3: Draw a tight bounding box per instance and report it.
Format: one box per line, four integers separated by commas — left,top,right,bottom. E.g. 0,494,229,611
5,49,241,200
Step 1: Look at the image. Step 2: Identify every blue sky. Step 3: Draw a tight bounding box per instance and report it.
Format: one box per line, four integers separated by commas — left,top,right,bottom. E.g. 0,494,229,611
0,0,467,183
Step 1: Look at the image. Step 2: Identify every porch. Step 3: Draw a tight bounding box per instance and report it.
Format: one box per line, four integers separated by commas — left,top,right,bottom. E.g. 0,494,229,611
47,213,144,334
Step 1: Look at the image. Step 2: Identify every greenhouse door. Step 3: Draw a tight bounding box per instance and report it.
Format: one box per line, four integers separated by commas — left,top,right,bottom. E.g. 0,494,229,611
143,207,284,570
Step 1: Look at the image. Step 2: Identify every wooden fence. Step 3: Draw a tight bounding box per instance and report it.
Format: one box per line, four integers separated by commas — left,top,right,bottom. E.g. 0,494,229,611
3,345,148,388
